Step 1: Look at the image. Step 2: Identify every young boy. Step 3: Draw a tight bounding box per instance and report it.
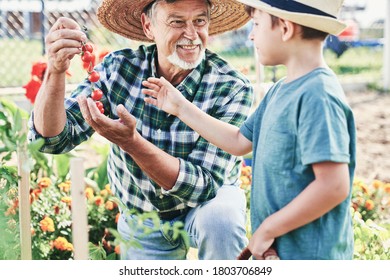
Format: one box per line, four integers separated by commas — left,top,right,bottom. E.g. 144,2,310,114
142,0,356,260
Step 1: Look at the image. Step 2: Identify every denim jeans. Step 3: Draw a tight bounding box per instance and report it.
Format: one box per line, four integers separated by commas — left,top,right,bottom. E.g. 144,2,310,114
118,185,248,260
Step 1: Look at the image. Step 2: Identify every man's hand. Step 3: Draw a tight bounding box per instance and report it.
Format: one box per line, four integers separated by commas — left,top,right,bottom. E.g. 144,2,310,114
46,17,87,74
77,96,138,149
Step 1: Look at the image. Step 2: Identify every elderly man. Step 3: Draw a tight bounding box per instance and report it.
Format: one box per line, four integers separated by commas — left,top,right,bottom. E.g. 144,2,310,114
29,0,253,260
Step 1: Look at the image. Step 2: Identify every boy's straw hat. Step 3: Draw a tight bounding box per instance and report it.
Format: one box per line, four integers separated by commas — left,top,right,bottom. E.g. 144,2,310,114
237,0,347,35
97,0,251,42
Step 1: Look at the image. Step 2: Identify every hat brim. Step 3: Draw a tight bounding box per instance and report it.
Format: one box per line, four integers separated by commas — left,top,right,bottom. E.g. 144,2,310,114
237,0,347,35
97,0,251,42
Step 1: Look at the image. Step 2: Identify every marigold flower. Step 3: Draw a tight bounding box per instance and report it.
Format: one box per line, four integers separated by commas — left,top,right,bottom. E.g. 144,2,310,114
372,179,383,189
58,182,71,193
94,196,104,206
105,200,114,210
61,196,72,206
53,237,73,251
105,184,113,195
38,177,52,189
365,199,375,211
384,183,390,194
100,189,108,197
40,216,55,232
85,187,94,199
114,245,121,255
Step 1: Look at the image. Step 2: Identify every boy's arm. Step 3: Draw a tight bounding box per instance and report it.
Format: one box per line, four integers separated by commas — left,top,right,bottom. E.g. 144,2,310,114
142,77,252,156
248,161,350,259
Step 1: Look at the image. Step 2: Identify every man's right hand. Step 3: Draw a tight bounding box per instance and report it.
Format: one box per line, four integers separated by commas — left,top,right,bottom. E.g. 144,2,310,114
45,17,87,74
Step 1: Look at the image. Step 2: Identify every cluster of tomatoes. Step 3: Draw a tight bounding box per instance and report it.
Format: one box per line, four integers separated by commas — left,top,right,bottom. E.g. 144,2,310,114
81,42,104,114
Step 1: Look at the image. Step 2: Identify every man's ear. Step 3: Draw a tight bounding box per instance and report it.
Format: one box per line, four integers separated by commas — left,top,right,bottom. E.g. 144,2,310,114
141,13,154,41
278,18,295,41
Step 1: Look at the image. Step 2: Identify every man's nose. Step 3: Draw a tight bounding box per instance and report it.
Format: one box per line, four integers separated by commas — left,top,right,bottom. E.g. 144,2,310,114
183,23,198,40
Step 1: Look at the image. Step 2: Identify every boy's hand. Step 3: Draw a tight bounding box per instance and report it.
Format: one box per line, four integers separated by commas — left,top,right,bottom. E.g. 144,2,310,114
142,77,187,116
248,226,276,260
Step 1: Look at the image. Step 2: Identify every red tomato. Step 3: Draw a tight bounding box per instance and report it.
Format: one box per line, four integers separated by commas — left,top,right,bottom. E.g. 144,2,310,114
91,89,103,101
82,43,94,53
88,71,100,83
81,51,93,63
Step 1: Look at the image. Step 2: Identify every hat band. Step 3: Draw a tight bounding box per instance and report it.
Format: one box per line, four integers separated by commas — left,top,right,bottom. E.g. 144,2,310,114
261,0,336,19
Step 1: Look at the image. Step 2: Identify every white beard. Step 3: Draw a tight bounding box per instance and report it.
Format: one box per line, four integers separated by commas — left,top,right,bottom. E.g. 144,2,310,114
167,38,205,70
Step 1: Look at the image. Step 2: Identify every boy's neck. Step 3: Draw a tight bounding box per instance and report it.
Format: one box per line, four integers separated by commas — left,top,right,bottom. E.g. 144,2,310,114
283,39,327,83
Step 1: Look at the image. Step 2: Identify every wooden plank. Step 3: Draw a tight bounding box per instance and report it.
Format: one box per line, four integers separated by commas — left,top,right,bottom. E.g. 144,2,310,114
70,158,89,260
17,118,32,260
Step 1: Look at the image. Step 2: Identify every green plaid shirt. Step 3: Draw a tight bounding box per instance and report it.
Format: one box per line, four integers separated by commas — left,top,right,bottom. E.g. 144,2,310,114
29,45,253,213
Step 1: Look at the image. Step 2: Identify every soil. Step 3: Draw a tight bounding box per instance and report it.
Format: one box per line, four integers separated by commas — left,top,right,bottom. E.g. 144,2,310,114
346,90,390,183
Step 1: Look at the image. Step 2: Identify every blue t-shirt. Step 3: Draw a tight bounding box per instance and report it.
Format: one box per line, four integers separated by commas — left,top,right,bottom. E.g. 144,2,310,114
240,68,356,259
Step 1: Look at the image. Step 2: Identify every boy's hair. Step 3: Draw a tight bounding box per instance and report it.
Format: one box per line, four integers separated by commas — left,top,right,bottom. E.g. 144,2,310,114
245,5,328,40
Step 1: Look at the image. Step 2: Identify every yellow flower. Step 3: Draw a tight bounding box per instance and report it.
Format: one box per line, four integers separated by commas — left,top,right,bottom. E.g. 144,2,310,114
61,196,72,206
58,182,71,193
85,187,94,199
100,189,108,197
105,184,113,195
38,177,51,189
40,216,55,232
372,179,383,189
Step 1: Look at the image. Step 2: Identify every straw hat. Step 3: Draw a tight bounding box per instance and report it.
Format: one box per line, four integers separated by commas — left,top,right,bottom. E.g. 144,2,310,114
236,0,347,35
97,0,251,42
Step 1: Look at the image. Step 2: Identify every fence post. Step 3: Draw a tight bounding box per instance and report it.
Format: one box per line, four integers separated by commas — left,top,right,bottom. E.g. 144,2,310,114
384,0,390,90
17,118,32,260
40,0,46,55
70,157,89,260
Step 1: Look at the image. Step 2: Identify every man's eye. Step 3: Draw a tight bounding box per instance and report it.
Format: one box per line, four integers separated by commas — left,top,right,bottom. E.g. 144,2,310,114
170,21,185,28
194,19,207,26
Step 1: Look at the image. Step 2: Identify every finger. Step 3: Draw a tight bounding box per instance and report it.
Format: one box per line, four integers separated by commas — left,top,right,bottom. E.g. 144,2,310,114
143,97,158,106
50,17,81,32
117,104,136,126
141,88,157,98
77,96,96,128
142,80,161,92
46,29,86,47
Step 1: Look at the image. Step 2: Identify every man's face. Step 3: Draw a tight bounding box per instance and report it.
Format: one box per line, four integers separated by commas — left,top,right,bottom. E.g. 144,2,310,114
145,0,210,70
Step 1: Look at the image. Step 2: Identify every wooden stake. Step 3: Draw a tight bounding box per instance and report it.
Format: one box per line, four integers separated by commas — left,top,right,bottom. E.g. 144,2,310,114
17,118,32,260
70,157,89,260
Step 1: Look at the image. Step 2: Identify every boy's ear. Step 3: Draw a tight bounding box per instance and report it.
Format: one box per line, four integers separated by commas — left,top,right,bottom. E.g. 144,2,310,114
141,13,154,41
279,18,295,41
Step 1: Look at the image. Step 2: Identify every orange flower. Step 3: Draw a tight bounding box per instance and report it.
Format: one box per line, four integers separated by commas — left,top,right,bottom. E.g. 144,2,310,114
85,187,94,199
40,216,55,232
384,183,390,194
115,213,120,224
31,228,35,236
105,201,114,210
114,245,121,255
365,199,375,211
53,237,73,251
38,177,52,189
94,196,104,206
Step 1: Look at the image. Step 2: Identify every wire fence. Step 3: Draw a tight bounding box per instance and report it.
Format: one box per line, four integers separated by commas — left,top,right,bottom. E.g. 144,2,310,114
0,0,385,91
0,0,254,89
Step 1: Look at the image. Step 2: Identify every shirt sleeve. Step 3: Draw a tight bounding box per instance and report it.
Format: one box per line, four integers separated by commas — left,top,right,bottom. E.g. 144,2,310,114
298,91,351,165
162,82,253,207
